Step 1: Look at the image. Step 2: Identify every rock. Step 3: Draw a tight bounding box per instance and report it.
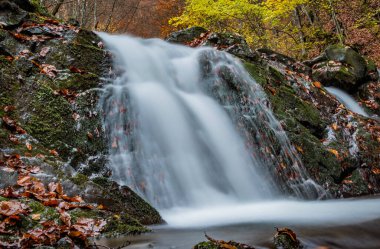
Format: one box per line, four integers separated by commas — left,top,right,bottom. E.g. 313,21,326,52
205,32,258,61
166,26,207,44
0,167,18,189
274,228,302,249
311,45,371,92
325,45,367,79
258,48,311,74
312,60,358,92
0,0,28,28
56,237,74,249
67,18,80,27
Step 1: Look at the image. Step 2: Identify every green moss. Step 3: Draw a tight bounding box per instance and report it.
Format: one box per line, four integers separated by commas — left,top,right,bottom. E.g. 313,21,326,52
103,214,149,237
54,73,99,90
69,208,101,223
29,0,50,16
0,196,9,201
366,58,377,72
193,242,219,249
70,173,89,186
23,83,75,157
244,62,267,86
92,177,111,187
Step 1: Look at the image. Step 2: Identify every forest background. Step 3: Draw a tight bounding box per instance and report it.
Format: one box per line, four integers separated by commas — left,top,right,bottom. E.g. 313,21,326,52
39,0,380,65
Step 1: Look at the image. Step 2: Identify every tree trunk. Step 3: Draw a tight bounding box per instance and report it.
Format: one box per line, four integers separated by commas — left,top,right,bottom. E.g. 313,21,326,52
52,0,65,16
293,6,306,56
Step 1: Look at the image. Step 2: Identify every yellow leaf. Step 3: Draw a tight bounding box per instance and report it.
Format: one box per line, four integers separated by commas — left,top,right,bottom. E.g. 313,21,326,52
31,213,41,220
328,149,339,158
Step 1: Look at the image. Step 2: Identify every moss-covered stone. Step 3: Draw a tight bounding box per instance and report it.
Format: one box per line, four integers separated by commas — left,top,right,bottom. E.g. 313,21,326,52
193,242,219,249
103,214,149,237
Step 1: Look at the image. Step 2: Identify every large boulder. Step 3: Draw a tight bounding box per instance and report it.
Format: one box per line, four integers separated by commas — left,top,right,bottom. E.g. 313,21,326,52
166,28,258,62
166,26,207,44
310,45,375,92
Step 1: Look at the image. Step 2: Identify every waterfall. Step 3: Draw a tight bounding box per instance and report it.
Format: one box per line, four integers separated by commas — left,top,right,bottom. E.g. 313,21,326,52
99,33,326,210
325,87,369,117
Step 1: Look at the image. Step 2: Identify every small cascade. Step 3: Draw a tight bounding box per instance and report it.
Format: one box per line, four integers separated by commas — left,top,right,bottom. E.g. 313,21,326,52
325,87,369,117
99,33,326,210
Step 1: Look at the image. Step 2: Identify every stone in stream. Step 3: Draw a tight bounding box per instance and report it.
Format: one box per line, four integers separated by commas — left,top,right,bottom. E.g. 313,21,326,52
274,228,303,249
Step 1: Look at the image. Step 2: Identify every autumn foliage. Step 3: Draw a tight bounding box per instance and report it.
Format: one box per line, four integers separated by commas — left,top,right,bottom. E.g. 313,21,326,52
0,153,106,248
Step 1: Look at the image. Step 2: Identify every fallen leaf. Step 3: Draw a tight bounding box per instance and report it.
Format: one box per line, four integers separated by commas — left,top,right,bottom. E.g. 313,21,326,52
49,149,59,157
39,47,50,57
26,142,32,151
41,64,58,78
72,113,80,121
31,213,41,220
69,66,85,74
0,201,29,216
327,149,339,158
372,168,380,175
60,211,71,226
3,105,16,112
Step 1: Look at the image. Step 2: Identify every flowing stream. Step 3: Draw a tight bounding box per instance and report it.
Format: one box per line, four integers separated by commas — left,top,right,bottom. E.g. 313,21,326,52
98,34,380,248
325,87,369,117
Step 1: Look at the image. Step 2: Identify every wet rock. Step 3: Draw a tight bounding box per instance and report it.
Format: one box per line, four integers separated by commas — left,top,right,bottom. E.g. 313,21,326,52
56,237,75,249
274,228,302,249
205,32,258,61
166,26,207,44
257,48,311,74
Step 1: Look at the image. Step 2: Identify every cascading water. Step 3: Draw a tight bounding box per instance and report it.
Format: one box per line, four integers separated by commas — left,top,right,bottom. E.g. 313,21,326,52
325,86,369,117
99,33,325,212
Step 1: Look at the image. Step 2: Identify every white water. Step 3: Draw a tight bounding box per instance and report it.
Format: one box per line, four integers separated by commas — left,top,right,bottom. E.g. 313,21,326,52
162,198,380,228
99,33,325,218
325,87,369,117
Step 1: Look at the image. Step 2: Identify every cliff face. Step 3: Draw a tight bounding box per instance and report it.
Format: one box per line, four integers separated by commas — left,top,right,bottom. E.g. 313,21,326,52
167,28,380,198
0,1,161,247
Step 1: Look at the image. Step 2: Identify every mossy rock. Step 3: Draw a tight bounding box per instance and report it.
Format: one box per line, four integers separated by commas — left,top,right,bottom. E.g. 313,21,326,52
166,26,207,44
193,242,219,249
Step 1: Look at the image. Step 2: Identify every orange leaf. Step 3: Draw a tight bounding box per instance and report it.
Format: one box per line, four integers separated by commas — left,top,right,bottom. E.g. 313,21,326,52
49,149,59,157
327,149,339,158
313,81,322,88
26,142,32,151
372,168,380,175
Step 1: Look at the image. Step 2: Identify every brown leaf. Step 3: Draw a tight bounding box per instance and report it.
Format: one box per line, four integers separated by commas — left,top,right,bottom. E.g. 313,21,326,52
49,149,59,157
41,64,58,78
72,113,80,121
43,199,59,207
0,201,29,216
371,168,380,175
60,211,71,226
8,134,19,144
26,142,32,151
31,213,41,220
3,105,16,112
87,132,94,140
17,176,32,186
69,66,85,74
39,47,51,57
